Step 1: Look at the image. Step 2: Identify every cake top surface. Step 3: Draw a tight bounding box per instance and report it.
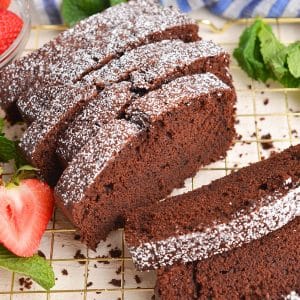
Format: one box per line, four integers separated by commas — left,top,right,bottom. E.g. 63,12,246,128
84,39,227,88
127,72,230,118
55,120,141,205
125,144,300,245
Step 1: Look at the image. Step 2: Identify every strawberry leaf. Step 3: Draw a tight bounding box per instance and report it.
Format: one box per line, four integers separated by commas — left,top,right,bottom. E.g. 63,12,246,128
0,245,55,290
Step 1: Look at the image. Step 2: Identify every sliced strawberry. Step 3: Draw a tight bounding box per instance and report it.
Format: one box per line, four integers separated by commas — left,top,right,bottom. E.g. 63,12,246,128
0,179,54,257
0,9,23,55
0,0,11,10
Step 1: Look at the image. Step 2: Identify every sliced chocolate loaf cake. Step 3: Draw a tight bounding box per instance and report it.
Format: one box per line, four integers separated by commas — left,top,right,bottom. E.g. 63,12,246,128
55,39,231,166
54,73,236,248
0,0,198,121
157,218,300,300
125,144,300,270
18,39,230,125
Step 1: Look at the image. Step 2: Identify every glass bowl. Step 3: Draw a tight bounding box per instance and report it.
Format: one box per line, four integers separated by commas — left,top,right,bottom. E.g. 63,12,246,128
0,0,31,68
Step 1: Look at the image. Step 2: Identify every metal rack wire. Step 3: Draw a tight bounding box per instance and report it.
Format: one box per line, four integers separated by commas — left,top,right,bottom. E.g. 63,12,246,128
0,18,299,300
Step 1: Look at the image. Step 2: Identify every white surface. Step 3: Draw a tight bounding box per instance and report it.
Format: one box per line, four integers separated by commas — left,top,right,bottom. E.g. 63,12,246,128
0,13,299,300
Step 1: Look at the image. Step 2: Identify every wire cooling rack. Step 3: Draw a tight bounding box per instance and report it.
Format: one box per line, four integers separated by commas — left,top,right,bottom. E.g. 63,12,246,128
0,18,299,300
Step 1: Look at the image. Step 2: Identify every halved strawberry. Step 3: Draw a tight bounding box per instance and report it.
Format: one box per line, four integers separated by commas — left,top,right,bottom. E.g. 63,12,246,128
0,9,23,55
0,179,54,257
0,0,11,10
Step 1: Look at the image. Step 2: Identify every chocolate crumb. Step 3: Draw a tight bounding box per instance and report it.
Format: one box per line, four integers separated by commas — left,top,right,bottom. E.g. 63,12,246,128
247,84,252,90
37,250,46,258
61,269,68,276
263,98,269,105
266,83,270,88
260,91,264,94
109,247,122,258
107,244,111,247
74,250,86,264
235,119,240,125
116,266,122,275
19,277,33,290
134,275,142,284
97,255,110,264
109,279,122,287
261,133,274,150
251,132,256,138
96,291,102,294
74,234,81,240
259,117,265,121
86,281,93,287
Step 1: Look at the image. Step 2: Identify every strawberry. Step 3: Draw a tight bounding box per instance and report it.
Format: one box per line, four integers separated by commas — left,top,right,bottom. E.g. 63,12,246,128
0,179,54,257
0,0,10,9
0,9,23,55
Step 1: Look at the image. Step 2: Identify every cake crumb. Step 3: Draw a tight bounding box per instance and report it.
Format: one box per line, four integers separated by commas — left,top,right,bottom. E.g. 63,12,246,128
74,250,86,264
261,133,274,150
109,247,122,258
134,275,142,284
19,277,33,290
116,266,122,275
74,234,81,240
263,98,269,105
61,269,68,276
37,250,46,258
86,281,93,287
109,279,122,287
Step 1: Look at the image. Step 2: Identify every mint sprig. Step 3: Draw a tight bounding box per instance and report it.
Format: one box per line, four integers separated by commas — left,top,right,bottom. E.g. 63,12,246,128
233,19,300,88
61,0,110,26
0,245,55,290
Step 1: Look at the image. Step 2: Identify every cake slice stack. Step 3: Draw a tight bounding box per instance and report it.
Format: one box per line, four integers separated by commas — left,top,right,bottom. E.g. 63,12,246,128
0,0,236,247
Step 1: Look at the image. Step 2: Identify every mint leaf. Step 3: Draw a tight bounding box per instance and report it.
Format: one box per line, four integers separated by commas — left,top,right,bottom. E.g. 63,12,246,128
0,136,17,162
0,118,4,134
287,42,300,78
258,24,286,80
0,245,55,290
234,19,300,88
61,0,110,26
110,0,127,6
233,19,270,82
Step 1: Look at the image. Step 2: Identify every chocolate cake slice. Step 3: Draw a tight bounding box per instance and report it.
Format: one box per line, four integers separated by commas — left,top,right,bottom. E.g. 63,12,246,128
56,82,134,166
19,84,98,184
55,39,231,166
1,0,199,121
157,218,300,300
125,144,300,270
54,73,236,248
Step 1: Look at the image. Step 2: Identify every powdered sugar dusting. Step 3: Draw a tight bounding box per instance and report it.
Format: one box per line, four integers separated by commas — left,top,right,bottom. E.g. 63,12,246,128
55,120,141,204
127,73,230,119
0,0,197,112
128,180,300,270
84,39,227,88
56,82,134,164
19,84,97,158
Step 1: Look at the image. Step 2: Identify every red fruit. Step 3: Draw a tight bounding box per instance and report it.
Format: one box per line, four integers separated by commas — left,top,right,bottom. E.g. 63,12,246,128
0,179,54,257
0,9,23,55
0,0,10,9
